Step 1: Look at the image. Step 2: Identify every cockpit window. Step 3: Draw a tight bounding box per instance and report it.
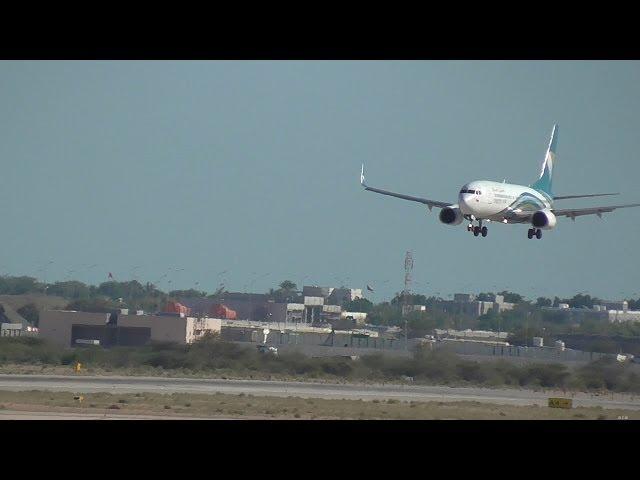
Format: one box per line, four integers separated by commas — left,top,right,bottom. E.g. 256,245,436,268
460,189,477,194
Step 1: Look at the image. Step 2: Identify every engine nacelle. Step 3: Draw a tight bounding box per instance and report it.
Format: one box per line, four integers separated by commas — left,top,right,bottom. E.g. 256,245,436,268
439,205,464,225
531,209,557,230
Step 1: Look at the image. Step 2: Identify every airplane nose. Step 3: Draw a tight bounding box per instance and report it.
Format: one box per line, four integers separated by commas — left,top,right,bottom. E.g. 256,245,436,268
459,194,471,214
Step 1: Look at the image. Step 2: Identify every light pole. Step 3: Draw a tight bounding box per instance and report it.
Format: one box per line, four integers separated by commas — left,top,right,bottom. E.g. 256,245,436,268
43,260,54,291
405,318,408,351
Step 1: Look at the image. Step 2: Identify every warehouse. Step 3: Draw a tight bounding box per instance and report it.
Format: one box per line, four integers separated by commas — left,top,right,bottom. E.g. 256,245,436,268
39,310,222,348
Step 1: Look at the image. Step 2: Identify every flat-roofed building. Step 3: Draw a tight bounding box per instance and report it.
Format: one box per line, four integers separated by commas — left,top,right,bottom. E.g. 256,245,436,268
607,310,640,323
541,305,640,323
600,300,629,312
39,310,221,348
434,328,509,344
435,293,515,318
302,286,363,306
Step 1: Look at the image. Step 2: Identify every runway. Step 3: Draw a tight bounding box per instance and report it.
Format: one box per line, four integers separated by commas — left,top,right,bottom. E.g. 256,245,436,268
0,374,638,410
0,410,214,420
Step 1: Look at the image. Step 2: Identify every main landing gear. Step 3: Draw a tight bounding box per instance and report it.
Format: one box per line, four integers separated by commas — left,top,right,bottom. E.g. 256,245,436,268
467,220,488,238
528,228,542,240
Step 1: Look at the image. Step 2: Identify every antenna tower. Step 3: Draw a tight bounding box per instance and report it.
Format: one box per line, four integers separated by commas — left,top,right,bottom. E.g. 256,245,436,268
402,251,413,317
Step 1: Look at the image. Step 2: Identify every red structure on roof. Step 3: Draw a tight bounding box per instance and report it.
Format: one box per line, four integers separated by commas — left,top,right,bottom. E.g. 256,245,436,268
209,303,237,320
164,301,192,316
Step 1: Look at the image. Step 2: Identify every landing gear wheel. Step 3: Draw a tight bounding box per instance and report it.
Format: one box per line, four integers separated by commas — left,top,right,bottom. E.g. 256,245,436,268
536,229,542,239
467,224,472,232
473,226,480,237
527,228,534,239
481,226,488,237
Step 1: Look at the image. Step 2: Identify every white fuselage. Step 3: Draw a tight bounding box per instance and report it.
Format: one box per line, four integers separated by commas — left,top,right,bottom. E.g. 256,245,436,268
458,180,553,224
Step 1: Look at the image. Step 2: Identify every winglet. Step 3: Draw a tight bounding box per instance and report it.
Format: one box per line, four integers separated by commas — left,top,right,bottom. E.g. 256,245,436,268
360,164,366,187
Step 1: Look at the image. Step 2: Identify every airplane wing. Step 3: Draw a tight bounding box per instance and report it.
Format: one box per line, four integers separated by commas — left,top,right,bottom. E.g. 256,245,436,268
552,203,640,220
360,165,451,210
553,193,619,200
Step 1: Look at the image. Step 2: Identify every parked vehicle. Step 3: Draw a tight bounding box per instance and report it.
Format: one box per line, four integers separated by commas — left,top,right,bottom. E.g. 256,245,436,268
257,344,278,355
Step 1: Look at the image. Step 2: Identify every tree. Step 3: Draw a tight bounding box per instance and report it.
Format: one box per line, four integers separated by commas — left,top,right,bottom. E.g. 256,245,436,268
46,281,91,300
390,293,428,306
366,302,402,326
478,291,524,303
406,311,441,338
343,297,373,313
0,305,9,323
497,291,524,304
208,285,227,298
279,280,297,292
477,292,494,302
65,297,120,313
267,280,299,303
96,280,146,301
536,297,553,307
0,276,44,295
17,303,39,326
169,289,207,298
548,293,602,309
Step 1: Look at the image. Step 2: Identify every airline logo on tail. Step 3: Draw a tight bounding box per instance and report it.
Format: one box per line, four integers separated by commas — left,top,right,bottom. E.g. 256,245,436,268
532,124,557,196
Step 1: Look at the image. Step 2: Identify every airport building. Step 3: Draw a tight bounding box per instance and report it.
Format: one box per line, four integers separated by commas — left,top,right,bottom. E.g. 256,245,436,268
178,285,367,326
218,318,407,357
1,323,26,337
39,310,222,348
542,301,640,324
434,293,516,317
433,328,510,345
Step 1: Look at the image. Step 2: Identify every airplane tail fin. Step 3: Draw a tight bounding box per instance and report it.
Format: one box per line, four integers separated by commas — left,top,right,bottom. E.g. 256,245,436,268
531,124,557,196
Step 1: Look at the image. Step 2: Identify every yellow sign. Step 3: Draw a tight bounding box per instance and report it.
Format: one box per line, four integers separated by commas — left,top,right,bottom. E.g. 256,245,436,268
548,397,573,409
74,362,82,373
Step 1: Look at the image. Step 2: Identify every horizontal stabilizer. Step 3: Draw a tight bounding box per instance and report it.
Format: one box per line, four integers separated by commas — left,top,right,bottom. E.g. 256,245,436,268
553,193,619,200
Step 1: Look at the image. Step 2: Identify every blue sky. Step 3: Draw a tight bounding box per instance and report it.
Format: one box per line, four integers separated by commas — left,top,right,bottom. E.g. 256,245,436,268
1,61,639,301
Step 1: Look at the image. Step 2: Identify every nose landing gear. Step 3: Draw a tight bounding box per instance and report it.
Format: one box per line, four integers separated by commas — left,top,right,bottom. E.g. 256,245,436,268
528,228,542,239
468,219,488,238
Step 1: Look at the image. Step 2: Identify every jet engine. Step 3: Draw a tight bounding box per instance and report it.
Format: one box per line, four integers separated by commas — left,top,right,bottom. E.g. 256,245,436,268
439,205,464,225
531,209,557,230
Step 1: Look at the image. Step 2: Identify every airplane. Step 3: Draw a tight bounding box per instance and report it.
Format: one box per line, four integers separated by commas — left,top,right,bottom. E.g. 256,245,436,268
360,125,640,239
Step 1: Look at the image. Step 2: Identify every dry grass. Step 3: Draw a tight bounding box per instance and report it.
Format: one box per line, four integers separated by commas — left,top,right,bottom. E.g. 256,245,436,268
0,390,635,420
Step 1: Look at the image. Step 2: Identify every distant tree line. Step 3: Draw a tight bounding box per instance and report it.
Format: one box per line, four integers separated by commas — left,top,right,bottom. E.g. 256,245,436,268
1,275,639,351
